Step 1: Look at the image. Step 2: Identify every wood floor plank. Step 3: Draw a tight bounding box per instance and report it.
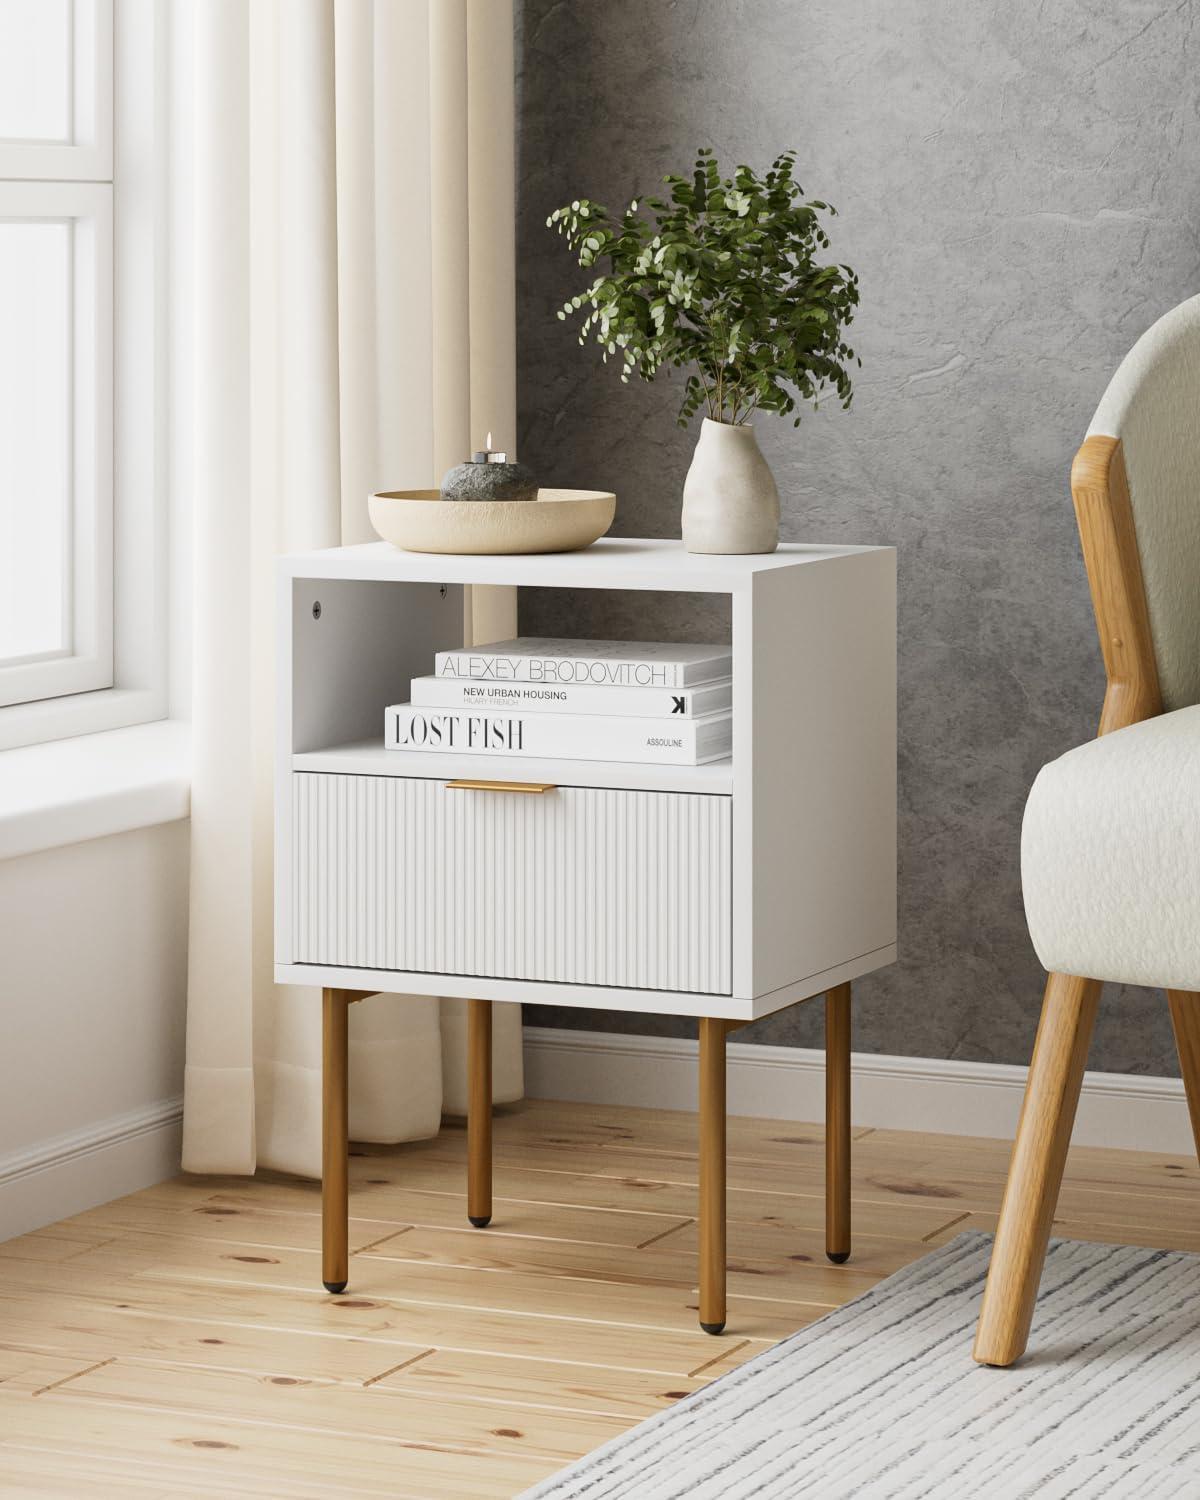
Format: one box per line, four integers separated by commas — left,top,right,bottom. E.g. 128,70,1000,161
0,1295,423,1384
39,1358,631,1466
0,1348,111,1394
53,1230,809,1342
320,1157,963,1241
159,1178,690,1250
62,1199,399,1256
0,1257,766,1376
51,1200,906,1308
372,1346,713,1421
495,1127,1200,1214
0,1456,183,1499
423,1123,943,1176
645,1214,963,1269
0,1295,743,1420
0,1387,558,1499
865,1126,1200,1185
926,1209,1200,1253
895,1171,1200,1226
363,1223,897,1307
353,1142,828,1195
448,1099,875,1164
0,1230,115,1264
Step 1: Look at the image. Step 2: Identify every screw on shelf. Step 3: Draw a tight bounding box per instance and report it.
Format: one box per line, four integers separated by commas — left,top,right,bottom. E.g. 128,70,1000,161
439,584,448,598
312,601,322,619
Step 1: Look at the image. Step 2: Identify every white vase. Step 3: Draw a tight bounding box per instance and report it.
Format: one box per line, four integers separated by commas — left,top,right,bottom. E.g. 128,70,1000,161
681,417,780,555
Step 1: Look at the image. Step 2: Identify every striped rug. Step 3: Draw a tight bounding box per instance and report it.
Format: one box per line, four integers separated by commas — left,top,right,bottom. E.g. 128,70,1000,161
519,1232,1200,1499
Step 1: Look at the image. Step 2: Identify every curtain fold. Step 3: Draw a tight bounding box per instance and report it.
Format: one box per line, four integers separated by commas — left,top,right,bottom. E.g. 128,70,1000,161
182,0,522,1180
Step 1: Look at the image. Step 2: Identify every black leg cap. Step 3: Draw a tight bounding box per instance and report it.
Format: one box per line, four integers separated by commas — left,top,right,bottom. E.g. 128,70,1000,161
469,1214,491,1228
700,1320,726,1336
826,1251,850,1265
323,1280,348,1294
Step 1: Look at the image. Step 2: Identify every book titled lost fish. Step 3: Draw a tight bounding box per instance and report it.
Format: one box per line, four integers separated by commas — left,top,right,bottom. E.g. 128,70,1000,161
384,704,732,765
408,673,733,719
433,638,732,689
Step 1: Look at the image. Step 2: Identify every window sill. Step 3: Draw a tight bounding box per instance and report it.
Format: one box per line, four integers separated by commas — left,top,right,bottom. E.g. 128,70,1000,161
0,720,191,861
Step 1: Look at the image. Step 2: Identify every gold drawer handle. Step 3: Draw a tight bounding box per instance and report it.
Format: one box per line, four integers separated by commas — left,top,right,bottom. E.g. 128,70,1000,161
445,779,557,794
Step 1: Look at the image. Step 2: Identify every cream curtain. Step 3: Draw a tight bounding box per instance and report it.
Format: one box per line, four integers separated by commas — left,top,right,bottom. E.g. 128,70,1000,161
180,0,523,1178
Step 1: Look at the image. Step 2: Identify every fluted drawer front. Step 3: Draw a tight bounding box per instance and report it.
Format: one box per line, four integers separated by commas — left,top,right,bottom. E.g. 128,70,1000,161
292,773,732,994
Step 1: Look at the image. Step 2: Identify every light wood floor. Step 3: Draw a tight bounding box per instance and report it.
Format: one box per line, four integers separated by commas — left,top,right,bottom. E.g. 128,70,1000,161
3,1098,1200,1498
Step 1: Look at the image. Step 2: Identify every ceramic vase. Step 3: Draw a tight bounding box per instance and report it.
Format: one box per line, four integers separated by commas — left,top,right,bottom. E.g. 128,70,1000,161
681,417,780,554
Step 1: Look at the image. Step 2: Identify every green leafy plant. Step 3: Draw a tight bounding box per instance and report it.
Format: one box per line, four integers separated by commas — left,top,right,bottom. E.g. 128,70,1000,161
547,149,860,428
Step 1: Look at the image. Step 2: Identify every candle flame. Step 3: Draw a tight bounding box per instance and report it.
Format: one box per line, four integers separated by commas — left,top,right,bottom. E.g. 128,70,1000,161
486,430,493,450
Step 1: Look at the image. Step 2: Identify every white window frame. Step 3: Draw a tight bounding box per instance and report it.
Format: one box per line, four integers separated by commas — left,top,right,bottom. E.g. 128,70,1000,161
0,0,113,182
0,0,170,751
0,182,113,708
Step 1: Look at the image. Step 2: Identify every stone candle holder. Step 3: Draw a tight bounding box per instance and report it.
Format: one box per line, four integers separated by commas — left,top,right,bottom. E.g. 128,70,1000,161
441,439,537,503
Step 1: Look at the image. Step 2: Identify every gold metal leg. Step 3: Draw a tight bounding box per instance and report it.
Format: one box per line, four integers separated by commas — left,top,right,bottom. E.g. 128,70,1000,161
322,987,349,1293
973,971,1100,1366
825,982,852,1264
468,999,493,1228
699,1017,727,1334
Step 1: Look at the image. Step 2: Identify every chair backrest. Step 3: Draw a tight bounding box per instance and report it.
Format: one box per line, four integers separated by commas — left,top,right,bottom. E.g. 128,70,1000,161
1086,296,1200,712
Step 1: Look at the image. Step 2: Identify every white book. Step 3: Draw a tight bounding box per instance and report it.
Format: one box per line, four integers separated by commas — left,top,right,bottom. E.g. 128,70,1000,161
384,704,732,766
433,637,732,689
409,673,732,719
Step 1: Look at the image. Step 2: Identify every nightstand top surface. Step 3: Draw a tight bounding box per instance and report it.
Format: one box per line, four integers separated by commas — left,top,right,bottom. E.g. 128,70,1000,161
278,536,892,591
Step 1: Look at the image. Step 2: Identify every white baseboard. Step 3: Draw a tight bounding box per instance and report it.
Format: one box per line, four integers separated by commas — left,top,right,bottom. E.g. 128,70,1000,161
523,1027,1193,1156
0,1096,183,1241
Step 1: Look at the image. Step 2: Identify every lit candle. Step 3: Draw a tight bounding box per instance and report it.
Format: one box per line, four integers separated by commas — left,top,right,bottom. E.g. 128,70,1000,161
471,431,511,464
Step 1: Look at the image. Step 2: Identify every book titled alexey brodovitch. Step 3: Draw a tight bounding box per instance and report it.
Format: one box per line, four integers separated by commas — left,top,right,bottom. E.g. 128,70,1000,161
384,704,733,766
433,637,732,689
409,674,732,719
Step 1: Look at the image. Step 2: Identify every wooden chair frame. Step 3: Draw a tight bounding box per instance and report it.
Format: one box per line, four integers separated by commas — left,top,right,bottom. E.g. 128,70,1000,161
973,434,1200,1366
321,984,854,1334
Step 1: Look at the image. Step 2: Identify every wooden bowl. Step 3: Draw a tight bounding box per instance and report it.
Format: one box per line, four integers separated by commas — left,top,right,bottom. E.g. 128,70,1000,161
368,488,616,555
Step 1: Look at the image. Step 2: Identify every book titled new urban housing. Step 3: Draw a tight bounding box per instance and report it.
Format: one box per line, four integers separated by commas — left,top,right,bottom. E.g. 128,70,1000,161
409,674,732,719
433,638,732,689
384,704,732,765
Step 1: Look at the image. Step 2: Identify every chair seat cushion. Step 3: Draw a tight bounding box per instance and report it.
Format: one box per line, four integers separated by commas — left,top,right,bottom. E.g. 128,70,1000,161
1022,705,1200,988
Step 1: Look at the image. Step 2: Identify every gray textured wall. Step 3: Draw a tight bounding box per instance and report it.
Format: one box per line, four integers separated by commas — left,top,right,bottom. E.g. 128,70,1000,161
514,0,1200,1074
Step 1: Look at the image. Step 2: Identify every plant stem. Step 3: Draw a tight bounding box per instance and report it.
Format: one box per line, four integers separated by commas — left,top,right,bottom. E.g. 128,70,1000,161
696,367,714,418
707,310,725,421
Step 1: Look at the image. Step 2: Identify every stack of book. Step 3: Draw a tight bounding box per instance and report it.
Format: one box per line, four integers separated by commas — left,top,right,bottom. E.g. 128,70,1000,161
384,637,733,766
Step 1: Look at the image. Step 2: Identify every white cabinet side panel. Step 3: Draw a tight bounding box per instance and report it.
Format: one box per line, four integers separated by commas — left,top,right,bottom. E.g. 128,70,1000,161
748,552,897,996
292,774,732,995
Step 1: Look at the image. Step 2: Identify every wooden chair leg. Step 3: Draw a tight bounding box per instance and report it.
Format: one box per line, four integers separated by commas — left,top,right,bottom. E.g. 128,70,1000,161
698,1017,727,1334
468,998,493,1228
973,971,1100,1366
322,987,350,1293
825,982,852,1264
1168,990,1200,1162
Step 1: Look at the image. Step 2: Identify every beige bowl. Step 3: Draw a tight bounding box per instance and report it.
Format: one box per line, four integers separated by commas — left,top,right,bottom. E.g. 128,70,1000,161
368,488,616,555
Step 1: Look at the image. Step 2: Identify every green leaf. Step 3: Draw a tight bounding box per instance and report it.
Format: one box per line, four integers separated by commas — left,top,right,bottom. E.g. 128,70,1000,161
545,151,860,427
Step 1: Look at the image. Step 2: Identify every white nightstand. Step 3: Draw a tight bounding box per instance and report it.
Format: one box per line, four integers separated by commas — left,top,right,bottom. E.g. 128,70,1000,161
275,538,896,1333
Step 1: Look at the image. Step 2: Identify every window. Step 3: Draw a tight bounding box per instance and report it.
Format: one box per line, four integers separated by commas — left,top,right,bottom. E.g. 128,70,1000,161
0,1,113,710
0,0,169,748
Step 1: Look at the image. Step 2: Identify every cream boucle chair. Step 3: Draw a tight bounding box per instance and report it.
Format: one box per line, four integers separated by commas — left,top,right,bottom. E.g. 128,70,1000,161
974,295,1200,1367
